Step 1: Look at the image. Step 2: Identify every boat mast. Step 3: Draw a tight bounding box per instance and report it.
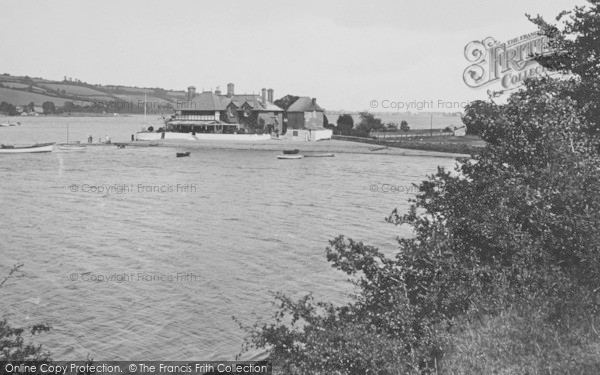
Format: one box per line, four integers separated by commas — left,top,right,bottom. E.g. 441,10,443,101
144,94,147,125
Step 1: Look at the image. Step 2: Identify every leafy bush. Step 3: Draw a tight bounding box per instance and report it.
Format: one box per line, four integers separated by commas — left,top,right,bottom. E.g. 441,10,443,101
0,265,52,362
239,2,600,373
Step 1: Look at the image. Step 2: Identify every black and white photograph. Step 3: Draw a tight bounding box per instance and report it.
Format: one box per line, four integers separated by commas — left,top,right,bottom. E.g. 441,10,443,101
1,0,599,373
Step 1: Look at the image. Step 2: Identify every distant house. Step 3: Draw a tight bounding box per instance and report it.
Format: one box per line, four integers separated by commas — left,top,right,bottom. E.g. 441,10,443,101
285,97,331,141
167,84,283,134
454,125,466,136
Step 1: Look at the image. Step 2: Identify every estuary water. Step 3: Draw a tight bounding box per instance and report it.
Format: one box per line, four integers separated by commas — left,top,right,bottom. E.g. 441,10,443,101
0,116,457,360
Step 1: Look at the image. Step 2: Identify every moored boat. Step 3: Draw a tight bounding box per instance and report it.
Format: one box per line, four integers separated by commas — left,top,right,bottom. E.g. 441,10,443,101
176,152,190,157
303,153,335,157
0,143,55,154
0,122,20,127
277,154,303,160
57,144,87,152
282,149,300,154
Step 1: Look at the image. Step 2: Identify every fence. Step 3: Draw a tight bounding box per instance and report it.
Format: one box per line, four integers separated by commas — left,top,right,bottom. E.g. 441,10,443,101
369,130,454,140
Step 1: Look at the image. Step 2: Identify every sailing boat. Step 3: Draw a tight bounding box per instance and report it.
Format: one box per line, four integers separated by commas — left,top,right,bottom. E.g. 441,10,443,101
57,123,86,152
141,94,162,145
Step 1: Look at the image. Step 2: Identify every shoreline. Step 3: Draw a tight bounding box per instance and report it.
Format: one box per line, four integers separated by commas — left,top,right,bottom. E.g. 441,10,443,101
130,138,470,158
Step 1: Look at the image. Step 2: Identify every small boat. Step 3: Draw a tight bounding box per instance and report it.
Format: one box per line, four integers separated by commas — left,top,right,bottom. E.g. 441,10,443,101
149,142,160,147
57,144,86,152
116,144,127,149
369,146,389,151
0,143,55,154
0,122,20,127
282,149,300,155
176,152,190,157
277,154,303,160
304,153,335,157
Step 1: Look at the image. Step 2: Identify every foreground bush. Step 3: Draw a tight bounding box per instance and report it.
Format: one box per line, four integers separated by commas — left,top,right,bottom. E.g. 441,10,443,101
239,2,600,373
0,265,52,362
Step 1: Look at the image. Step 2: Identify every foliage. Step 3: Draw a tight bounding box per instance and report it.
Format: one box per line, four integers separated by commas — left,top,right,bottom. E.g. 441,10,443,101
528,0,600,132
274,95,300,111
0,265,52,362
440,297,600,374
400,120,409,132
336,114,354,135
354,112,384,137
42,101,55,115
240,3,600,373
0,101,18,116
240,111,261,133
62,101,73,112
461,100,498,135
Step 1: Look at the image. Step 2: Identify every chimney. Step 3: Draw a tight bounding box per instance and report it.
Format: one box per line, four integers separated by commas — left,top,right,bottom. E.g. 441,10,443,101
261,88,267,106
215,86,221,96
312,98,317,107
267,88,274,103
187,86,196,100
227,83,234,98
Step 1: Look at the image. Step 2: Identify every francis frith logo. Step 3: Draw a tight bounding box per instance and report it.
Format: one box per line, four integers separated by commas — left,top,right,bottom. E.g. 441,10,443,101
463,31,552,89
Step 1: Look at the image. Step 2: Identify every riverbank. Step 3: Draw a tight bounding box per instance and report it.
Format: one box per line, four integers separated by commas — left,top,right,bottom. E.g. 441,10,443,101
332,135,485,154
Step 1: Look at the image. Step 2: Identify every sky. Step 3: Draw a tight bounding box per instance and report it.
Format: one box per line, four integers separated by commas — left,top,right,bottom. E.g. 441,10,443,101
0,0,585,111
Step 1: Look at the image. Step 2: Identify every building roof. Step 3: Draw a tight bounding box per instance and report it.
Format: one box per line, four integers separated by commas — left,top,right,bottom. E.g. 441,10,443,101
174,91,221,111
175,92,283,112
287,97,324,112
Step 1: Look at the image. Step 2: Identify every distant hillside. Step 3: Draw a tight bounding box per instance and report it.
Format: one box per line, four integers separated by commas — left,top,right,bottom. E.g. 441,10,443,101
0,87,81,107
0,73,186,114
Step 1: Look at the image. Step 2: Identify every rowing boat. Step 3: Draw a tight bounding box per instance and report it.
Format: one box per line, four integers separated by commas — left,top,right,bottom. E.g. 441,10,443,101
57,144,87,152
303,153,335,157
0,143,55,154
0,122,20,127
277,155,303,160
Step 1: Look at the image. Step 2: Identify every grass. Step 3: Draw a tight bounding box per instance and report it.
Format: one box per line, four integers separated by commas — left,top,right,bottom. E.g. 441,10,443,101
41,83,110,96
441,302,600,374
0,87,75,106
332,134,485,155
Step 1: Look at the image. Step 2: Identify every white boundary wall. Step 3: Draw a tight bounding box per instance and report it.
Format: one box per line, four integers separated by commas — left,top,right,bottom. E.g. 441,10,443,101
136,132,272,141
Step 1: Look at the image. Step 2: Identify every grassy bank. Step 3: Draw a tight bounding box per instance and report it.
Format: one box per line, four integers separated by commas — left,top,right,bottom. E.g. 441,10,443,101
153,138,468,158
332,134,485,154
